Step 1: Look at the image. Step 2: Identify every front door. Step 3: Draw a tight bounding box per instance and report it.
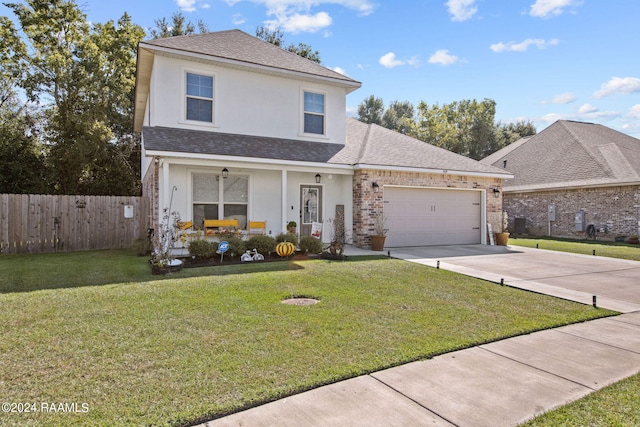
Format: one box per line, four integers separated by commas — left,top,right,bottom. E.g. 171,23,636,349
300,185,322,237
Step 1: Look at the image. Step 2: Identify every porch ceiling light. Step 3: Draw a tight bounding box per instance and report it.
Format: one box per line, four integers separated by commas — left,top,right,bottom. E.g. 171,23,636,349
315,173,321,183
493,188,500,198
222,168,229,179
372,182,380,193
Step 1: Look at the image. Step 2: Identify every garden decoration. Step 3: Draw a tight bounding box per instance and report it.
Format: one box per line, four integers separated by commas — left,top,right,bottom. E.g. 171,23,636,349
241,249,264,261
276,241,296,257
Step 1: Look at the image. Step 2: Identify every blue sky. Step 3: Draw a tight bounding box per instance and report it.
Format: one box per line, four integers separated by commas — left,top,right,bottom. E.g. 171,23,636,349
4,0,640,136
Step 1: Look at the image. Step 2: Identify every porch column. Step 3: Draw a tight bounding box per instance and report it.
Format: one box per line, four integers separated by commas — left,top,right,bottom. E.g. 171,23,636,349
281,169,288,232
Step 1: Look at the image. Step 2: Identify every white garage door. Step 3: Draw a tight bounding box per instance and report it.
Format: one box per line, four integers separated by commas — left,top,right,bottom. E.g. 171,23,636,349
384,187,482,247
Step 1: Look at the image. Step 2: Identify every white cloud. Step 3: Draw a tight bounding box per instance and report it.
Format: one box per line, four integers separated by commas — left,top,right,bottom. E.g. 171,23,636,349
428,49,459,66
379,52,404,68
541,92,576,104
578,104,598,114
628,104,640,120
231,13,246,24
490,38,559,52
254,0,375,34
379,52,420,68
593,77,640,98
540,108,619,123
333,66,347,76
176,0,197,12
268,11,332,33
529,0,582,19
445,0,477,22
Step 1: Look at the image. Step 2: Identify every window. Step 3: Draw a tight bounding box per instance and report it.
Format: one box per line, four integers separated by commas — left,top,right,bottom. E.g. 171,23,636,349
186,72,213,123
303,91,325,135
193,174,248,228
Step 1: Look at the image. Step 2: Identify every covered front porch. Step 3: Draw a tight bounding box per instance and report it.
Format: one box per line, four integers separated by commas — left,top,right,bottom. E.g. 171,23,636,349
151,155,354,247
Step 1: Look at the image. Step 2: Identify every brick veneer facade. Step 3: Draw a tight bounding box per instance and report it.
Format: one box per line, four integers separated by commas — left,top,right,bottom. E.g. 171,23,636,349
352,169,505,248
141,158,160,245
503,185,640,241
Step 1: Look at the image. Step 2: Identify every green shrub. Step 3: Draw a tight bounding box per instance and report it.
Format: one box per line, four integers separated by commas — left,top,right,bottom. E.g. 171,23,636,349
276,232,298,246
226,236,246,258
299,236,323,254
188,239,217,259
132,238,152,256
245,235,277,257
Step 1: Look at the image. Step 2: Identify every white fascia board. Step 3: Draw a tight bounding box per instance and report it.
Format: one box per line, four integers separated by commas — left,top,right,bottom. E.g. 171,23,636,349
145,149,354,174
139,43,361,93
505,180,640,193
354,164,514,180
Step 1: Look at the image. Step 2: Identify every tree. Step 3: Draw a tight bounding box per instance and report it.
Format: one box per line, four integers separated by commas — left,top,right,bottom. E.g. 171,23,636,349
357,95,384,125
0,95,47,193
4,0,145,195
381,100,415,134
411,98,497,160
150,11,208,39
255,25,321,63
493,121,537,149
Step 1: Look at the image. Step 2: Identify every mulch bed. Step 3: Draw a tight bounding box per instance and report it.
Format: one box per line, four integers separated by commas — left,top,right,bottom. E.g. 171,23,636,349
180,252,315,268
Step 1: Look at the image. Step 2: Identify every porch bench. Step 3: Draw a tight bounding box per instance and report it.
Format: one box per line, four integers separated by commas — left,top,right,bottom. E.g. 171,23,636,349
204,219,239,235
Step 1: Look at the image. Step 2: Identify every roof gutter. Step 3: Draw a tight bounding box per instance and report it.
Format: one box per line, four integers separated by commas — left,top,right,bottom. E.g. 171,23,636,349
354,164,514,180
504,180,640,193
145,149,354,172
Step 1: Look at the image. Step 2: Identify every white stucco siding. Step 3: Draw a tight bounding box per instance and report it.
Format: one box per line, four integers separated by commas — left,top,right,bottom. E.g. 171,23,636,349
148,55,347,144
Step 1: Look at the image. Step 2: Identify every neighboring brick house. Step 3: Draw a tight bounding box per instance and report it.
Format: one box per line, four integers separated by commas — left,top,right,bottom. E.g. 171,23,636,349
481,120,640,240
134,29,511,249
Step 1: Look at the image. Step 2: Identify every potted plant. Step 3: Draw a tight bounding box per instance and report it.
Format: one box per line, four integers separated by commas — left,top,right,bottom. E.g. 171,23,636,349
628,235,639,244
495,211,510,246
287,221,297,234
370,211,387,251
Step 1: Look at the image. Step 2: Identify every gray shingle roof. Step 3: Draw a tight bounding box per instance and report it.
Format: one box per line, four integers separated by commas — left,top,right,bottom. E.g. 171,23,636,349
143,119,512,178
143,126,345,163
343,118,511,176
481,120,640,191
140,29,359,86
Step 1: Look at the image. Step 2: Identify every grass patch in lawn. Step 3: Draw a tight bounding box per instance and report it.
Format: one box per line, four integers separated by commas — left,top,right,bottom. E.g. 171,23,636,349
510,237,640,262
520,372,640,427
0,251,616,426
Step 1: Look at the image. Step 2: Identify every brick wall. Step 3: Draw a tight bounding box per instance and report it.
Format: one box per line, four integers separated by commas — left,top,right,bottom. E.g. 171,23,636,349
504,185,640,240
352,169,504,248
141,158,160,244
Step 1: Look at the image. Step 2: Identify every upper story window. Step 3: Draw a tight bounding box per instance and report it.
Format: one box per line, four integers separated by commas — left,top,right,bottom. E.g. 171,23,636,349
303,91,325,135
186,72,214,123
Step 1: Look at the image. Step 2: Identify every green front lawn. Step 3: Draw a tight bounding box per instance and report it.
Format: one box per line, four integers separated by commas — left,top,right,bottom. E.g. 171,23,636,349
521,372,640,427
0,250,615,426
509,237,640,261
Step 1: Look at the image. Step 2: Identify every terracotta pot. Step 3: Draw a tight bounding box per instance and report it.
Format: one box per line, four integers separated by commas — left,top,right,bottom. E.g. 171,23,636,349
370,235,386,251
495,232,510,246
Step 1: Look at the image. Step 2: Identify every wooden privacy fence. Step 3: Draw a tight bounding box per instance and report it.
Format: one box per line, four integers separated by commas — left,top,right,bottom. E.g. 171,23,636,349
0,194,149,254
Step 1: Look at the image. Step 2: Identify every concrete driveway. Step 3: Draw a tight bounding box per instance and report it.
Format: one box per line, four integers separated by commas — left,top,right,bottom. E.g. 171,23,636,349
391,244,640,313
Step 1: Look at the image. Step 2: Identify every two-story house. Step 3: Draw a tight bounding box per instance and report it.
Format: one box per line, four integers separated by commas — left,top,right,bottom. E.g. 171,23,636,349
134,30,511,249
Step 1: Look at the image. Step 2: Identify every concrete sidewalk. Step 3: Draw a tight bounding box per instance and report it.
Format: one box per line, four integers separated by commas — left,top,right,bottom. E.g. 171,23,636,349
202,313,640,427
199,245,640,426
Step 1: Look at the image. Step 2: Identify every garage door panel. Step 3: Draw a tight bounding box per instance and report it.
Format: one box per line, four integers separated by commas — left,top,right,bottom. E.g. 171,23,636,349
385,188,481,247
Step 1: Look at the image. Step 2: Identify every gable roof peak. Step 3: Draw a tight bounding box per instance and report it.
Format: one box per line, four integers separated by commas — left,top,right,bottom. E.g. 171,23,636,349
139,28,360,86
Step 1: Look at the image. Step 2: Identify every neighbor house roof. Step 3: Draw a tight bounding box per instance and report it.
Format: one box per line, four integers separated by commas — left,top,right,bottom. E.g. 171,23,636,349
480,120,640,192
135,30,361,131
143,119,512,178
